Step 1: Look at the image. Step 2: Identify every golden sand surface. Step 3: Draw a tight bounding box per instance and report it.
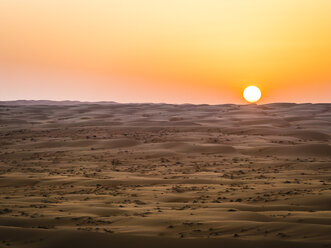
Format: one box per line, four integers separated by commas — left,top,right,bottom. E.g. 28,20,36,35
0,101,330,247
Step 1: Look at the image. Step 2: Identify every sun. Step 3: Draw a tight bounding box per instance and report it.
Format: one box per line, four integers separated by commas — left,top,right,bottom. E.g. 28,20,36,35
243,86,261,103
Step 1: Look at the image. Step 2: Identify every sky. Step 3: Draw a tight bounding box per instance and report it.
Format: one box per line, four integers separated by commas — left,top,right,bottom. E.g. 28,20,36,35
0,0,330,104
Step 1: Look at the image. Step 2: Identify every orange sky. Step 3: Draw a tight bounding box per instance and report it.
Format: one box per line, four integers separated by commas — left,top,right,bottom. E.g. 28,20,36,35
0,0,330,104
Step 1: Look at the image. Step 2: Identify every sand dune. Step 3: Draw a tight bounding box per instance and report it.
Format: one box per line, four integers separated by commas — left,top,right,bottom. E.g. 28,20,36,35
158,142,236,154
247,144,331,157
0,101,330,248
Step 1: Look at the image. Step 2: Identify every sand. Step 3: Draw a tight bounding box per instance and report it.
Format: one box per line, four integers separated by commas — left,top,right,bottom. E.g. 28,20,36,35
0,101,330,248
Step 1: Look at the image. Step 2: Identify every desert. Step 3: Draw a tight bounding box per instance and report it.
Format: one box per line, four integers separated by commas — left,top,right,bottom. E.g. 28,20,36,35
0,101,330,248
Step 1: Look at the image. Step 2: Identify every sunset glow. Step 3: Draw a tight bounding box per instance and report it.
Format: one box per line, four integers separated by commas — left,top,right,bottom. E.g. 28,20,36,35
0,0,330,103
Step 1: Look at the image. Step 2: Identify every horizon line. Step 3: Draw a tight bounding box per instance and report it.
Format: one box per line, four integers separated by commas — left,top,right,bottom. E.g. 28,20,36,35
1,99,330,106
